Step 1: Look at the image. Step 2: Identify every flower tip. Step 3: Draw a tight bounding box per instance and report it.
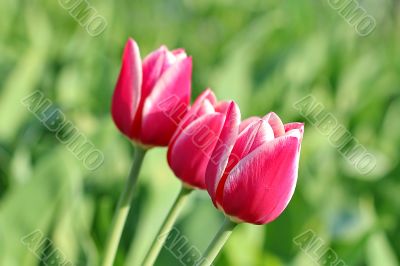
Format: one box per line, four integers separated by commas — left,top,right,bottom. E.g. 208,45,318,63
203,87,216,97
225,100,241,133
159,45,168,51
287,129,302,140
123,38,141,60
285,122,305,134
172,48,187,57
126,38,138,48
227,100,240,116
297,123,305,138
262,111,278,120
179,56,193,72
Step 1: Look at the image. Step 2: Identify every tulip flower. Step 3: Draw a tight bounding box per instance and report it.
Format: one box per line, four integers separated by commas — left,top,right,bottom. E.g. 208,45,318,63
200,112,304,266
167,89,241,189
104,39,192,266
142,90,241,265
207,112,304,224
111,38,192,147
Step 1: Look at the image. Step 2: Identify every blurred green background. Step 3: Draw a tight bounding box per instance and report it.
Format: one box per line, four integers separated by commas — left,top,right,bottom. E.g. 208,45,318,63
0,0,399,265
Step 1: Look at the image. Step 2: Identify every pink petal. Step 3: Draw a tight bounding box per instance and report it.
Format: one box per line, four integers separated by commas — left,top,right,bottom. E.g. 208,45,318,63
284,124,304,151
220,134,302,224
233,120,275,158
172,48,187,59
142,46,169,97
284,122,304,141
263,112,285,137
141,46,188,96
129,46,169,140
239,116,260,133
168,113,225,189
205,101,241,203
196,88,217,106
111,39,142,139
180,89,217,130
168,89,216,152
214,101,230,113
169,48,187,62
214,119,274,205
140,57,192,146
170,99,214,143
132,46,189,141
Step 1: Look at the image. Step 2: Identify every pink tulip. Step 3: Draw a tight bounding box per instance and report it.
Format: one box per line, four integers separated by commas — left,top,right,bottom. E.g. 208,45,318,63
111,38,192,147
206,112,304,225
167,89,241,189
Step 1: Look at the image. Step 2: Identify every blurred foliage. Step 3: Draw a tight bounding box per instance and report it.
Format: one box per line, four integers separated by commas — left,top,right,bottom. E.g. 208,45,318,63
0,0,399,265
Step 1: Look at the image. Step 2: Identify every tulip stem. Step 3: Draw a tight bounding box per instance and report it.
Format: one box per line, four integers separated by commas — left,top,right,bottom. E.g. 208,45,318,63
102,146,147,266
142,185,193,266
199,217,238,266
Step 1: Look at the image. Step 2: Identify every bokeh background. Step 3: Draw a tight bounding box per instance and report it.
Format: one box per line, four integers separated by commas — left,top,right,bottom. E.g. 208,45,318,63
0,0,399,265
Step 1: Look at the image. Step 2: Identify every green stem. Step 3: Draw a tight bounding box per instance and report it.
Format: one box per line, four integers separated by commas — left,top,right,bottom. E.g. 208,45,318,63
102,146,147,266
199,218,238,266
142,185,193,266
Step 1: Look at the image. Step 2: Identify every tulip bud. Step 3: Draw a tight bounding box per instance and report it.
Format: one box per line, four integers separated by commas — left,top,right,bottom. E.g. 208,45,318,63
206,112,304,225
111,38,192,147
167,89,241,189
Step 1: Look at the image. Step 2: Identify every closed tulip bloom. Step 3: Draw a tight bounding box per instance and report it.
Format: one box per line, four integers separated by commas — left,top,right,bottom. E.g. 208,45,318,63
111,38,192,147
167,89,241,189
206,112,304,225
